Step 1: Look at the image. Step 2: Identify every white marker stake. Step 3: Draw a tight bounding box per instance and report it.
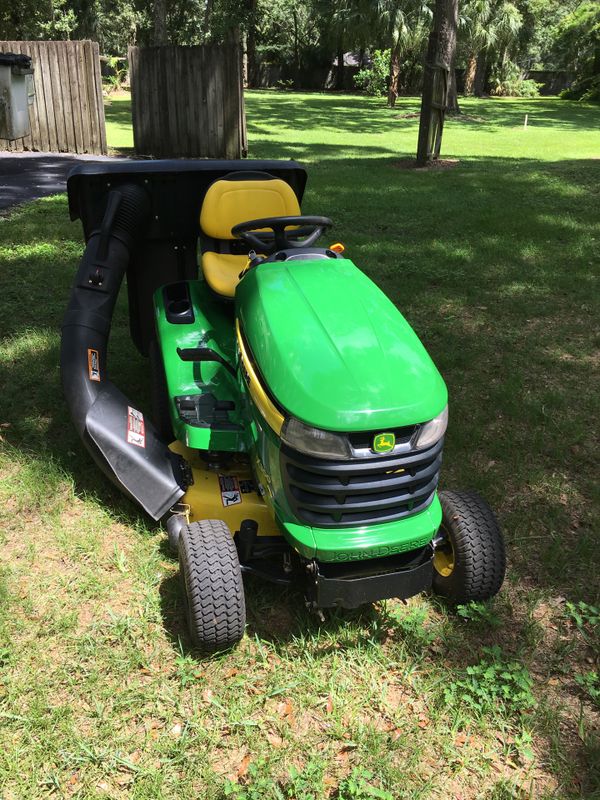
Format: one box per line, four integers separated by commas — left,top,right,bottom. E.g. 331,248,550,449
524,113,528,129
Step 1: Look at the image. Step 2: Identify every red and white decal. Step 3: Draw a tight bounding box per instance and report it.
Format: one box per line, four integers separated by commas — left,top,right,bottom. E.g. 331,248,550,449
127,406,146,448
87,348,101,382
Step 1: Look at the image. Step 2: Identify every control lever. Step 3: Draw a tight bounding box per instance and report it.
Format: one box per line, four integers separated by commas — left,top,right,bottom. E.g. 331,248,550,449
176,346,236,378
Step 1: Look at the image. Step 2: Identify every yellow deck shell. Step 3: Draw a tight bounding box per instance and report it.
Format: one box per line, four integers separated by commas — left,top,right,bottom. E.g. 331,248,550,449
169,441,280,537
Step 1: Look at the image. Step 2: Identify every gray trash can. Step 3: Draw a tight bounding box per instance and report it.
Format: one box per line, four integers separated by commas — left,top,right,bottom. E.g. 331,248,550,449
0,53,35,140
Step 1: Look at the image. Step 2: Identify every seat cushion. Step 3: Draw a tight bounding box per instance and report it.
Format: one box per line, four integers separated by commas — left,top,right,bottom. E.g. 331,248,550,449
200,178,300,240
201,252,248,298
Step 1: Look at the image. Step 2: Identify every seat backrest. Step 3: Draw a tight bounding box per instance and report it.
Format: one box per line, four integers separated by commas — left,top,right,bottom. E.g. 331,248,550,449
200,171,301,241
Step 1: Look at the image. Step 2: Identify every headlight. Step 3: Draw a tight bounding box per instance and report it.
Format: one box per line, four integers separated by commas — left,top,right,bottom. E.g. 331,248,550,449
412,405,448,450
281,417,351,460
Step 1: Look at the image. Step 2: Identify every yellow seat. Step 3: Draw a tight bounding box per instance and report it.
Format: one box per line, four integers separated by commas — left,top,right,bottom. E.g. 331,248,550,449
199,175,301,298
201,252,248,298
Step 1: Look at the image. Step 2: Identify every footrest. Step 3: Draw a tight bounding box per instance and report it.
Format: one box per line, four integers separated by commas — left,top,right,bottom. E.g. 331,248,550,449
176,393,240,430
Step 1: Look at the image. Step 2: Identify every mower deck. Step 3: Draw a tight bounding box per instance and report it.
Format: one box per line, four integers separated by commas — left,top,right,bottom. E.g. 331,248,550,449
169,441,280,537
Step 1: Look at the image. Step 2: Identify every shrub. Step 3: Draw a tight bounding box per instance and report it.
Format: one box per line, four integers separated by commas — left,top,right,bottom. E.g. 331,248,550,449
561,74,600,102
354,50,390,97
102,55,128,95
490,61,542,97
275,78,295,91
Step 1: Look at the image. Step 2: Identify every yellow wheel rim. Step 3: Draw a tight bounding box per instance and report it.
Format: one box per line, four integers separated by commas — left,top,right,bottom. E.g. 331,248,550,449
433,527,455,577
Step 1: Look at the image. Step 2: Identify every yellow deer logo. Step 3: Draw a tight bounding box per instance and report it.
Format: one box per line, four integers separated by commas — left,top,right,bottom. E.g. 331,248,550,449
373,432,395,453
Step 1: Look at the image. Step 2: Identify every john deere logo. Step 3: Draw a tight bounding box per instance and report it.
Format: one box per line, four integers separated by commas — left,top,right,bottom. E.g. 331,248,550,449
372,432,395,453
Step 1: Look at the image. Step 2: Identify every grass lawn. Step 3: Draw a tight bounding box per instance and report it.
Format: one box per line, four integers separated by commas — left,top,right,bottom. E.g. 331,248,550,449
1,91,599,799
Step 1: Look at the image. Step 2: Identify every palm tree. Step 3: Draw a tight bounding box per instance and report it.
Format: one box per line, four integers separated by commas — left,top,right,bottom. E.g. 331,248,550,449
388,2,432,105
368,0,432,106
462,0,522,95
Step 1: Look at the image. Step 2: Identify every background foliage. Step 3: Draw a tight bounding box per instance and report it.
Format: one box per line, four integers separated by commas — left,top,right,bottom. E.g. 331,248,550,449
0,0,597,98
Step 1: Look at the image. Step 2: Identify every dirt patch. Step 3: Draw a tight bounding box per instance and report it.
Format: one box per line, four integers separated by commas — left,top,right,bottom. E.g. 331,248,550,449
394,112,484,123
392,158,460,171
449,114,486,123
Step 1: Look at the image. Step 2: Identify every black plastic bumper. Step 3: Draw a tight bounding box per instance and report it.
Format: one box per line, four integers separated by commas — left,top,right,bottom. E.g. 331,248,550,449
308,551,433,609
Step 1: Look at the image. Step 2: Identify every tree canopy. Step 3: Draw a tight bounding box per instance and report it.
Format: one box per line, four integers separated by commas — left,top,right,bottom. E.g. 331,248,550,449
0,0,597,98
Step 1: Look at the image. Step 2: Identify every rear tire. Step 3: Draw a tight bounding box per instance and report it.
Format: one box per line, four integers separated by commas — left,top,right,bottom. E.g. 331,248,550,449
178,520,246,652
149,339,173,441
432,490,506,603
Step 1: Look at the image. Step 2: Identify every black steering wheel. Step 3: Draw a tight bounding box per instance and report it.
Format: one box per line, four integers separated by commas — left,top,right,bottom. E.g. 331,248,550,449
231,216,333,254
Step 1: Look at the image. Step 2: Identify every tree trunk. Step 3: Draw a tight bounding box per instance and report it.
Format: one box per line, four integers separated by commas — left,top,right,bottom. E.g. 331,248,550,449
293,8,300,88
447,66,460,114
152,0,168,45
387,44,400,107
244,0,258,88
336,42,344,90
242,32,248,87
416,0,458,165
246,26,257,87
464,53,477,94
446,7,460,112
474,52,487,96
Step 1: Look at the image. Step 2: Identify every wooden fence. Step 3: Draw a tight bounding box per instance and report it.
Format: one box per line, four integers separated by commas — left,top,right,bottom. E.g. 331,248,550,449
129,44,247,159
0,40,107,154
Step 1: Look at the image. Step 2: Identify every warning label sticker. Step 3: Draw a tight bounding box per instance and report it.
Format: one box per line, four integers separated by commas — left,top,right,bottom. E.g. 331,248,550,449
219,475,242,507
127,406,146,448
87,348,101,382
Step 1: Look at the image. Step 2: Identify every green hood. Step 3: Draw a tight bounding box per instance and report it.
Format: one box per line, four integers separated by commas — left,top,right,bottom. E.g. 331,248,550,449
236,258,447,432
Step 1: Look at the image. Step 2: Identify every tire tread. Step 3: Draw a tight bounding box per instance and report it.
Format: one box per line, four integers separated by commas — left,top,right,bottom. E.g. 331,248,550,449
433,490,506,602
179,520,246,651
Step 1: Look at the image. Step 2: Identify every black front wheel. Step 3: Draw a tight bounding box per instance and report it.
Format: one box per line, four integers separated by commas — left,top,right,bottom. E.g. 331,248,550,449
432,490,506,603
179,520,246,652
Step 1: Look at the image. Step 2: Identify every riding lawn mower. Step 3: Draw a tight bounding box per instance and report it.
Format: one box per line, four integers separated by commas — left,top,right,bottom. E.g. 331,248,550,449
62,159,506,652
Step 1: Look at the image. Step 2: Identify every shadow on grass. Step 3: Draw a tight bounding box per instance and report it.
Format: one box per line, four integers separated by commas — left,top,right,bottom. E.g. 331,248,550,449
443,97,600,131
104,97,134,128
157,564,399,655
106,92,599,159
243,92,599,139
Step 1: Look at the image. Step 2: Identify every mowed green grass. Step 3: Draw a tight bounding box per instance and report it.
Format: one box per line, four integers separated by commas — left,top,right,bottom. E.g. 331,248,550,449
0,92,598,799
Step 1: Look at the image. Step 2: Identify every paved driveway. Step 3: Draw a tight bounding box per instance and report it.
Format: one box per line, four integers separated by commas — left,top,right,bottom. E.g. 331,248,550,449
0,151,114,210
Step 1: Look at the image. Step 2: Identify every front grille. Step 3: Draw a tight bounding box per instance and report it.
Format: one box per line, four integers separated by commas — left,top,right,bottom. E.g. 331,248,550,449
281,438,443,528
